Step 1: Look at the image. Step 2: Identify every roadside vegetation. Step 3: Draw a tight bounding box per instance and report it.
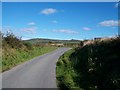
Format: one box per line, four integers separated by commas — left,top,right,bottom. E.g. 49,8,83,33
56,37,120,90
1,32,57,72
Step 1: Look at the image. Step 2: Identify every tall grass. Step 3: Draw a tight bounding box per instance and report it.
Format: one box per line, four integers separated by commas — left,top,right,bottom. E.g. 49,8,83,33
56,37,120,90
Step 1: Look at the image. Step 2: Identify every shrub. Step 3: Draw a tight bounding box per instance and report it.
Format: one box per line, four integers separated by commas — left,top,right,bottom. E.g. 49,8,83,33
23,41,33,50
80,41,83,47
3,32,23,49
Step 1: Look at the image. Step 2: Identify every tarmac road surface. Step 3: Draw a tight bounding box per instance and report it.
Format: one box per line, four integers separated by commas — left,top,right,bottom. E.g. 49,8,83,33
2,48,70,88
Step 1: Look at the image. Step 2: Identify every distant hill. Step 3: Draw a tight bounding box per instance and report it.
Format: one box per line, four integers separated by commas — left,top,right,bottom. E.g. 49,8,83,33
24,38,81,45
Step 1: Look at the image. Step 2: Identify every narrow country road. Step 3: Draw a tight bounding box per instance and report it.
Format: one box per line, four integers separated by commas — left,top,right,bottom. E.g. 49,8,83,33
2,48,70,88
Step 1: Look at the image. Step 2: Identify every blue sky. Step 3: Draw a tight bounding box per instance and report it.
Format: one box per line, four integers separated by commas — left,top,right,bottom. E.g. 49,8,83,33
2,2,119,40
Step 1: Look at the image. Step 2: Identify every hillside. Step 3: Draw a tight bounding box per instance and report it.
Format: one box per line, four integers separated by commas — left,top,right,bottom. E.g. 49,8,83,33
25,38,81,45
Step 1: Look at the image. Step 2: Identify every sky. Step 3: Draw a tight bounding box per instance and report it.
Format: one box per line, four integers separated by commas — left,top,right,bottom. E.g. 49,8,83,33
2,2,119,40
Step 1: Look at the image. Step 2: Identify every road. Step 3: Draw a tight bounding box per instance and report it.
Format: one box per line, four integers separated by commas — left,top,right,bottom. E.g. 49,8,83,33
2,48,70,88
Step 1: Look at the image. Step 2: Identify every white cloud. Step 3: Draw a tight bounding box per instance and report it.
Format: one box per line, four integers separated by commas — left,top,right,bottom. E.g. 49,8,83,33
52,20,58,23
22,27,37,34
27,22,36,25
41,8,57,15
99,20,120,27
83,27,91,30
53,29,79,34
22,37,31,40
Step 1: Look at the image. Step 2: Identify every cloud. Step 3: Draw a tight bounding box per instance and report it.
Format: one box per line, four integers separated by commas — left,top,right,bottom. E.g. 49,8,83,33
22,27,37,34
52,20,58,23
41,8,57,15
83,27,91,30
22,37,31,40
99,20,120,27
27,22,36,25
53,29,79,34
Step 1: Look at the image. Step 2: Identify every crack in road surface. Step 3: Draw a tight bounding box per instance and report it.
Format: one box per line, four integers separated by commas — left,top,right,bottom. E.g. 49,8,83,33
2,48,70,88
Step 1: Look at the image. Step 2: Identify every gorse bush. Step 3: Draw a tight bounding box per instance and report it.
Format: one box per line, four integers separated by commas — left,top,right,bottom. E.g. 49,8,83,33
3,32,23,49
56,37,120,90
23,41,33,50
2,32,33,50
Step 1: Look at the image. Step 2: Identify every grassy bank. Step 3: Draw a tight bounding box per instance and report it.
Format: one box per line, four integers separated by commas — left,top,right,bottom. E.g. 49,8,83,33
1,32,57,72
2,46,57,72
56,49,81,89
56,37,120,90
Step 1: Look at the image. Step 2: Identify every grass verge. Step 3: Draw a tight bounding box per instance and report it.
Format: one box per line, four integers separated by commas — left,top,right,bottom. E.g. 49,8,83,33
56,49,82,90
2,46,57,72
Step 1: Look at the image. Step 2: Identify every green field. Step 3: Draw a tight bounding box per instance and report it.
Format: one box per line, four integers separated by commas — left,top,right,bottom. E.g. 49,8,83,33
56,37,120,90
